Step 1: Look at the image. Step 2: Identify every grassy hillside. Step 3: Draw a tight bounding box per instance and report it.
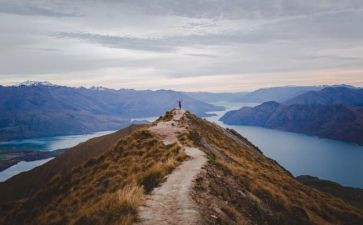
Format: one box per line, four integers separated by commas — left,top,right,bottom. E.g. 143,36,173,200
1,110,362,225
0,123,186,225
0,124,144,204
297,175,363,210
183,112,363,224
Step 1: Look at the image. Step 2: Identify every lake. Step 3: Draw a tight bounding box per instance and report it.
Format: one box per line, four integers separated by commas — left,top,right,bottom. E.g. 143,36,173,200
206,102,363,188
1,105,363,188
0,130,115,152
0,158,54,182
116,104,363,188
0,130,115,182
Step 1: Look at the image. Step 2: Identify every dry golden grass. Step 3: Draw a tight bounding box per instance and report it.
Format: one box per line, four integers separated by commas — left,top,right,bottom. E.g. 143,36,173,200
2,110,362,225
184,111,363,225
0,125,144,204
75,184,145,225
0,125,186,225
155,111,174,123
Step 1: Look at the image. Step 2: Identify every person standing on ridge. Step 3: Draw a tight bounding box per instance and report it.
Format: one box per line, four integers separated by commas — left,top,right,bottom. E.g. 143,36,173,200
177,100,182,109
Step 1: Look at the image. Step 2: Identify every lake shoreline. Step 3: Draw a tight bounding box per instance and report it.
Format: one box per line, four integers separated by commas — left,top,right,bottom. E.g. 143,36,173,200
207,101,363,188
0,149,65,172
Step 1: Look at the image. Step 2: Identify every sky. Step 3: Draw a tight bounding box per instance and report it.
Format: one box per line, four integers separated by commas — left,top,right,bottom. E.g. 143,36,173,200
0,0,363,92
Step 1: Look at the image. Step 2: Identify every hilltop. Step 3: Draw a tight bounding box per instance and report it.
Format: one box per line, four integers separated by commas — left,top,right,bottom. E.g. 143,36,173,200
0,110,362,225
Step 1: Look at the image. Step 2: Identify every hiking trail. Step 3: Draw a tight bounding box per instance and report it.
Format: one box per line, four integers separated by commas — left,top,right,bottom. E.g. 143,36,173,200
136,109,207,225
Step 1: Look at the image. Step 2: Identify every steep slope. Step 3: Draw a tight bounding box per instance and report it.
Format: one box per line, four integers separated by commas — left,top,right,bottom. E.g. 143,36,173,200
220,102,363,145
184,113,363,224
285,87,363,106
0,83,223,140
0,124,144,204
0,117,187,225
297,175,363,210
0,110,362,225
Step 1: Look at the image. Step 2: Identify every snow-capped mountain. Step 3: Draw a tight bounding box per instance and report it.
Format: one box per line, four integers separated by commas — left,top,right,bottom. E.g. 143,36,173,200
16,81,57,87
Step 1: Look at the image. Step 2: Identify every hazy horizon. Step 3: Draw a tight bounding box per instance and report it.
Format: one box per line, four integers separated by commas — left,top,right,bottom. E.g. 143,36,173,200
2,80,361,93
1,0,363,91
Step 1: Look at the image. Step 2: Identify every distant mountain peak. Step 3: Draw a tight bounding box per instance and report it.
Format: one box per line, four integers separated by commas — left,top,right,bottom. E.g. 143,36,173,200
90,86,109,91
16,81,57,87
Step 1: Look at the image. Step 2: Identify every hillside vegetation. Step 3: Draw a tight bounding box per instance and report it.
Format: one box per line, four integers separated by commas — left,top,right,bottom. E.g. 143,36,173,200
0,121,186,225
183,112,363,224
1,110,362,225
297,175,363,210
0,125,143,204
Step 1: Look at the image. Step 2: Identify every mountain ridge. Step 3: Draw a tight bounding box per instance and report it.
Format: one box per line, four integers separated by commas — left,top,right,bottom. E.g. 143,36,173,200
285,86,363,106
0,109,362,225
231,85,355,103
220,102,363,145
0,84,223,141
221,86,363,145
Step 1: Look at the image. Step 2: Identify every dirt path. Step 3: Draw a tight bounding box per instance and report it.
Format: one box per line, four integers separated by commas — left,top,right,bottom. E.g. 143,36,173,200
148,109,185,145
136,109,207,225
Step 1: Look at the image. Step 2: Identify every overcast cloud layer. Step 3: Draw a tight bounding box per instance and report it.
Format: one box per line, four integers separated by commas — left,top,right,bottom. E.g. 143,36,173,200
1,0,363,91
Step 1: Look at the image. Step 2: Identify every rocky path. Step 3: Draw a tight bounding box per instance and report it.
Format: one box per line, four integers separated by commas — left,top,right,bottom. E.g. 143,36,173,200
136,109,207,225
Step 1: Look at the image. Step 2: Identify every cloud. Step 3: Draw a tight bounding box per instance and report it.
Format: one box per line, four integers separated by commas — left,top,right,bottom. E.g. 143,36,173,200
55,32,177,52
0,1,79,17
0,0,363,91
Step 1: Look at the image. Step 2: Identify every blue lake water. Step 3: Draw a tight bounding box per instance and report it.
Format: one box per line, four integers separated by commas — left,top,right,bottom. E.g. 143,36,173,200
0,158,54,182
1,105,363,188
0,130,115,181
206,102,363,188
0,130,115,152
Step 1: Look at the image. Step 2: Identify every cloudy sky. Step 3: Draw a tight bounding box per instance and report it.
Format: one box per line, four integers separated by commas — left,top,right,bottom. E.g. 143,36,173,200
1,0,363,91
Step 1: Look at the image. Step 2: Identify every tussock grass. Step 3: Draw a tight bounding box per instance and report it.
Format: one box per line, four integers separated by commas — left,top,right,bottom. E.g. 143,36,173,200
139,158,181,193
0,124,186,225
155,111,174,122
74,184,144,225
185,112,363,225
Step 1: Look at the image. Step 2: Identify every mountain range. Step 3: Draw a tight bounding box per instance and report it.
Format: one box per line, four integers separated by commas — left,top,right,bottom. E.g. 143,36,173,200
220,87,363,145
0,110,362,225
285,86,363,106
1,82,361,144
231,85,354,103
0,82,223,141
